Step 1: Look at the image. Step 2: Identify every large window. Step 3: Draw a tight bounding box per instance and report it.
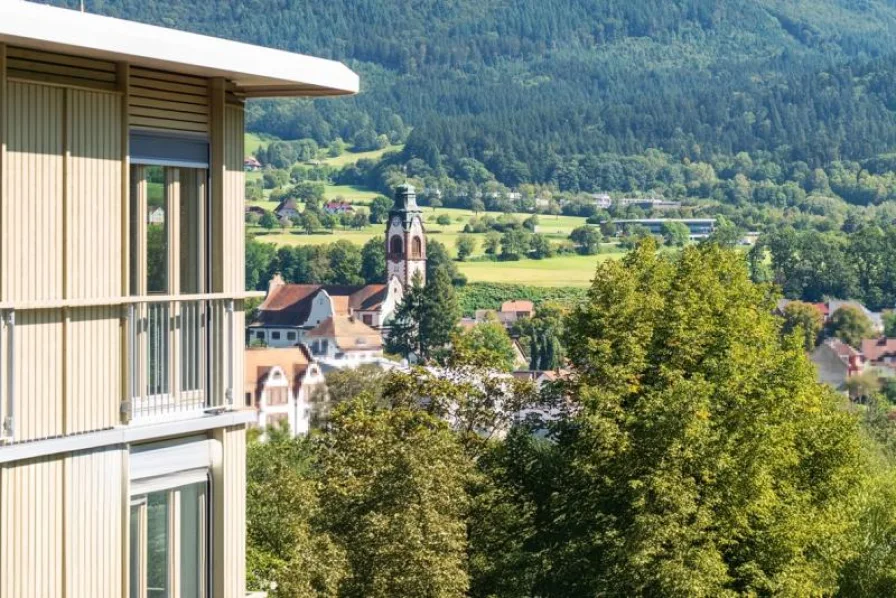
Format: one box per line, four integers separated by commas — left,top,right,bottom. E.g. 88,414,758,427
130,481,208,598
130,165,209,413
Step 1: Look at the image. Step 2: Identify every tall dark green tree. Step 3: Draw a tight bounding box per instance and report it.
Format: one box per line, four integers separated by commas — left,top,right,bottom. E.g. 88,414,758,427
360,236,386,283
386,267,460,362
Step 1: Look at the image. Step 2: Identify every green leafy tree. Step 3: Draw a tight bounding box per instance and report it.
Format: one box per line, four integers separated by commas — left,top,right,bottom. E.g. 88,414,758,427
534,239,869,596
327,240,364,285
245,236,277,290
301,211,321,235
569,225,601,255
500,229,531,260
426,239,467,286
368,195,393,224
661,221,690,247
706,215,740,247
259,211,278,230
319,398,470,598
455,233,478,261
451,319,517,372
883,311,896,337
361,236,386,283
311,365,389,428
827,305,876,347
246,428,346,598
483,231,501,256
436,214,453,226
295,181,326,209
781,300,824,350
525,301,566,370
530,233,554,259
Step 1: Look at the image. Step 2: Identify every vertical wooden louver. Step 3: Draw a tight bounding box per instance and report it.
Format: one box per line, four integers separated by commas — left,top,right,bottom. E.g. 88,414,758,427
129,67,210,134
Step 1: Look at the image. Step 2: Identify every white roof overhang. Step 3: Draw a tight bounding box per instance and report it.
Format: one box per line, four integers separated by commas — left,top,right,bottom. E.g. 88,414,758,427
0,0,359,97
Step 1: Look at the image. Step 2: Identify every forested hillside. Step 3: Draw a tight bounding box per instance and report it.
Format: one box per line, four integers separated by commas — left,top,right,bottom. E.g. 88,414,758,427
44,0,896,200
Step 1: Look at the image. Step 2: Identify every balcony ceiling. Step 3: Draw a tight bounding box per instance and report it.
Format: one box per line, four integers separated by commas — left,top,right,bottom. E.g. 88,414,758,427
0,0,360,98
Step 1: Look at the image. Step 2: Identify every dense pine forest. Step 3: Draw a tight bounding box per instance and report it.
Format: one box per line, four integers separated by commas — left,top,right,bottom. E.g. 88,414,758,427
44,0,896,204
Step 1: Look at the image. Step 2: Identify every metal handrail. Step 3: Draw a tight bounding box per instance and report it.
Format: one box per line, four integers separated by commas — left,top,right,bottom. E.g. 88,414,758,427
1,310,15,441
0,291,265,311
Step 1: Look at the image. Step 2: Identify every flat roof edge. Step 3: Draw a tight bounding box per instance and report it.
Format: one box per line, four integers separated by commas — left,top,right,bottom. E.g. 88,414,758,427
0,1,360,98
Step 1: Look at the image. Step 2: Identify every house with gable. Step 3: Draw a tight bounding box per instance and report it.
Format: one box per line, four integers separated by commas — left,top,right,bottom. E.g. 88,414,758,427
244,345,326,436
274,197,301,220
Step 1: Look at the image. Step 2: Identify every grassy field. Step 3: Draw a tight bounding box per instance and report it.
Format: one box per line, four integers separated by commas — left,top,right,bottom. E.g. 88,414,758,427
245,132,272,156
246,200,593,250
323,184,383,203
458,254,619,287
320,144,403,168
246,182,611,286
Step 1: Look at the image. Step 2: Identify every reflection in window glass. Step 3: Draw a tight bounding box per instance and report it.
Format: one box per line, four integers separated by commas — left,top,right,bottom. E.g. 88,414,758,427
179,169,205,295
180,483,204,598
146,492,170,598
146,166,168,295
131,482,207,598
129,505,141,598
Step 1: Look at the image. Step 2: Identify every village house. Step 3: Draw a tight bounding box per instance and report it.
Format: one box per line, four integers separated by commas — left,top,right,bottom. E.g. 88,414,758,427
324,200,355,214
244,156,262,171
147,205,165,225
860,337,896,371
0,1,358,595
274,197,301,220
470,299,536,328
306,315,390,369
249,276,404,347
810,338,865,389
244,345,326,436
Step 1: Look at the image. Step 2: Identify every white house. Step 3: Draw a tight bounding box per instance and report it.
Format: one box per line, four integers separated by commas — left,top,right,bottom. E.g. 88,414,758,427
244,345,326,436
249,275,404,346
306,315,388,369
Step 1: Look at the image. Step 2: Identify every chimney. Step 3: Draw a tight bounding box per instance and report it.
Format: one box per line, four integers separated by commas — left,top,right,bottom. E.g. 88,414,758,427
268,273,286,296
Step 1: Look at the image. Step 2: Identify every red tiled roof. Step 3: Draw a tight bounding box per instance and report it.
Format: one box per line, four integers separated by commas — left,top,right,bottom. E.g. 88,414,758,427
243,345,315,396
254,284,322,326
306,316,383,351
861,337,896,363
501,300,534,313
828,337,862,358
254,282,389,326
350,284,388,311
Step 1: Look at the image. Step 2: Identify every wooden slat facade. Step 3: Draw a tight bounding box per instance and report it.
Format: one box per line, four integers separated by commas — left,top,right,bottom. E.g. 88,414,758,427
0,455,65,598
0,41,250,598
6,46,118,92
129,67,210,134
64,447,125,598
213,425,248,598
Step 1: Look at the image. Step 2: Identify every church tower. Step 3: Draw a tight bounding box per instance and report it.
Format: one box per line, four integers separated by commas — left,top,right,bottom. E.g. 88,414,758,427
386,183,427,287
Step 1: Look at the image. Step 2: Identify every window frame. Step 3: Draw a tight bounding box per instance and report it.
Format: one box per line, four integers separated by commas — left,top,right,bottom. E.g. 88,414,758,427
129,164,211,415
129,479,209,598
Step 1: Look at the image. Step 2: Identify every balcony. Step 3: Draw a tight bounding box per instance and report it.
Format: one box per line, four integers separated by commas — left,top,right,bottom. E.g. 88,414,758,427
0,293,256,445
